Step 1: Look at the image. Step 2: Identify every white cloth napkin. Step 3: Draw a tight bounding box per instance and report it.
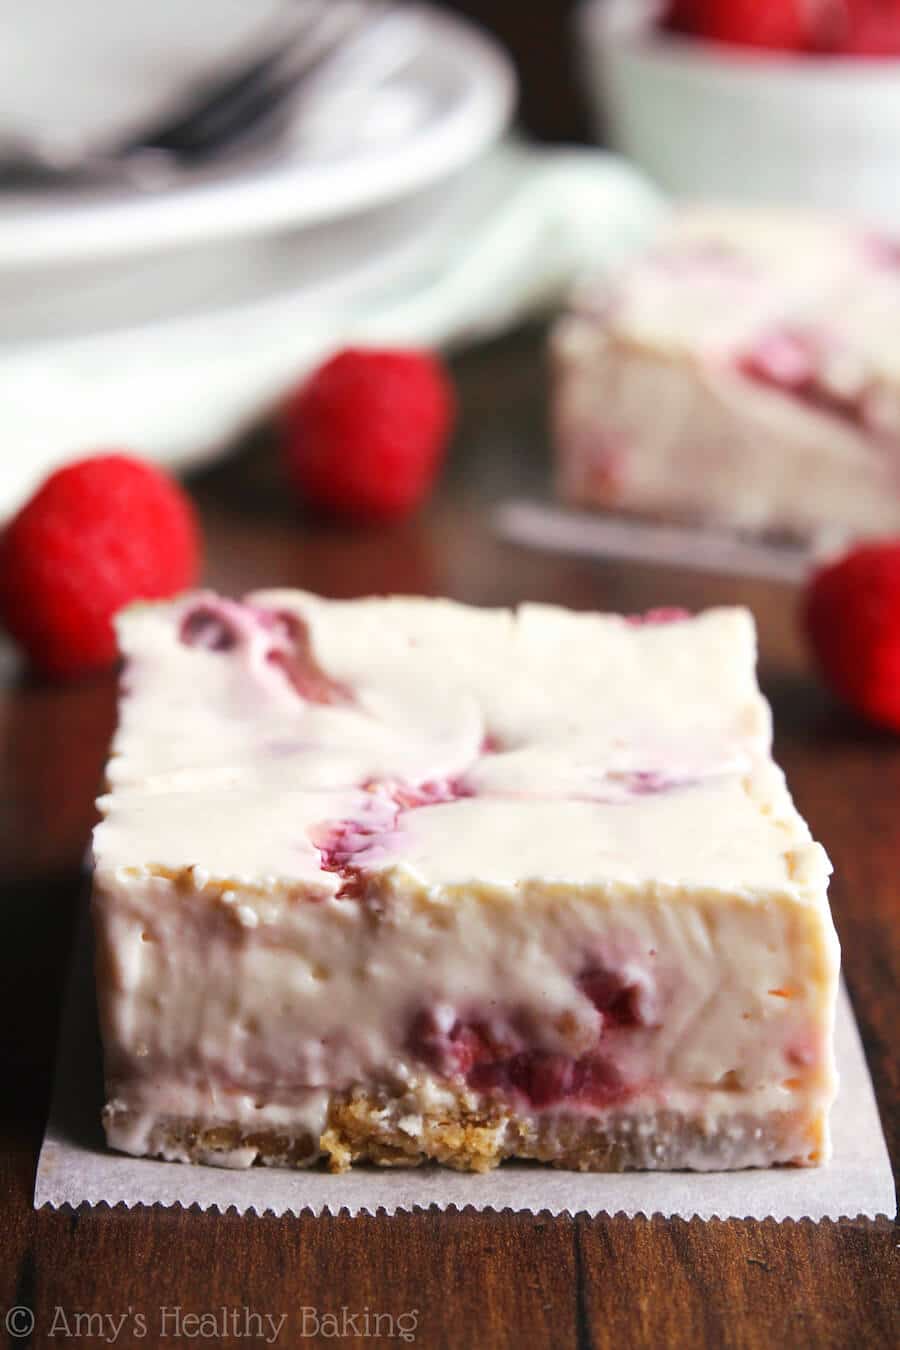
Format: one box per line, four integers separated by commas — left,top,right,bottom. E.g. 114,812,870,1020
0,142,663,514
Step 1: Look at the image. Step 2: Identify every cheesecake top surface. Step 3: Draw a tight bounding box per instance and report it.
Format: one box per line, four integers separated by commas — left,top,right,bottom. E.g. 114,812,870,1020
573,207,900,389
93,591,829,902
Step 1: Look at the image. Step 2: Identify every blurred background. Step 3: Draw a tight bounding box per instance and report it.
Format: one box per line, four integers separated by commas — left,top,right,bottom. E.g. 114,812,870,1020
432,1,591,141
1,0,599,514
3,0,900,520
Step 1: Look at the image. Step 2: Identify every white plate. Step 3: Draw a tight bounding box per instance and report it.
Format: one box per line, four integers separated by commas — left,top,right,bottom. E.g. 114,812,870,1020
0,143,664,514
2,174,469,343
0,0,300,155
0,4,514,271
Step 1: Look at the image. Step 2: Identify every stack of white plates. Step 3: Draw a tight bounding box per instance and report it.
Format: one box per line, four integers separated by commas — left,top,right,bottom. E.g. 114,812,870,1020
1,1,666,515
0,0,516,509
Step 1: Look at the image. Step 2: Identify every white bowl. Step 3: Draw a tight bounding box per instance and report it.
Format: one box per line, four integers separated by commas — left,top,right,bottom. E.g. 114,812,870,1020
580,0,900,229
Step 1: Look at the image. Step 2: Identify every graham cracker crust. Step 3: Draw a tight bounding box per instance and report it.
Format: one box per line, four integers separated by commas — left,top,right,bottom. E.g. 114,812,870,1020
103,1085,827,1173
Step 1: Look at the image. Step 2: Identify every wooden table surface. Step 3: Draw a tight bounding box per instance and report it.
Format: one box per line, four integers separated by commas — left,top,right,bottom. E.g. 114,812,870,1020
1,327,896,1349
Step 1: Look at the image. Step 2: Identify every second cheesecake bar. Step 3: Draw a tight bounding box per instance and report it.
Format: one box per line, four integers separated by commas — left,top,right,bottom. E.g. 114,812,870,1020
552,207,900,540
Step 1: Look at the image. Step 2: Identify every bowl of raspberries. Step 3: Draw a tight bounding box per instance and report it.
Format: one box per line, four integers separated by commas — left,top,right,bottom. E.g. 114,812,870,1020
580,0,900,226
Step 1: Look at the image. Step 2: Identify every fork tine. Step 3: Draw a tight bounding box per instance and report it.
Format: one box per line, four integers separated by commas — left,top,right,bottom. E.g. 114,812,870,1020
145,3,389,162
128,47,285,154
120,2,350,157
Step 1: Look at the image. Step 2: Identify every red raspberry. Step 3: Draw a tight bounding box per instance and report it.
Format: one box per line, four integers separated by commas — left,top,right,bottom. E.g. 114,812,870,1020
663,0,810,50
804,541,900,730
702,0,811,50
579,969,643,1028
0,453,199,678
838,0,900,55
507,1050,575,1108
281,347,455,522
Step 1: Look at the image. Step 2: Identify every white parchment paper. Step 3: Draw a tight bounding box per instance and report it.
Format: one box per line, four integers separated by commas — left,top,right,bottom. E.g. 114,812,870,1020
34,915,895,1220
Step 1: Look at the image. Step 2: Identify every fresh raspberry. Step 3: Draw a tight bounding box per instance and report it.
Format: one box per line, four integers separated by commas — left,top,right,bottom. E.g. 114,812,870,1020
837,0,900,55
804,541,900,730
0,453,199,678
702,0,811,50
662,0,810,50
280,347,455,522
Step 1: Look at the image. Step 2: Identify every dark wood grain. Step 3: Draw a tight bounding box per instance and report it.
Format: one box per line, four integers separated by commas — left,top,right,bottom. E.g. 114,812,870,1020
435,0,593,142
0,326,896,1350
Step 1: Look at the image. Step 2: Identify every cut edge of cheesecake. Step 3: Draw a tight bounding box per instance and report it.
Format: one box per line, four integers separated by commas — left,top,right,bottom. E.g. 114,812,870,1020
91,591,840,1174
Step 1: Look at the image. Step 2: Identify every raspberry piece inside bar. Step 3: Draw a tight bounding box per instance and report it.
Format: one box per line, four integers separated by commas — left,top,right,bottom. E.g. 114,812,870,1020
92,591,839,1172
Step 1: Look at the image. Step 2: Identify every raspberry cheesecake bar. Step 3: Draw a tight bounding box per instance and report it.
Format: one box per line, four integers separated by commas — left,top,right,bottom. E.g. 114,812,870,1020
92,591,839,1172
553,208,900,539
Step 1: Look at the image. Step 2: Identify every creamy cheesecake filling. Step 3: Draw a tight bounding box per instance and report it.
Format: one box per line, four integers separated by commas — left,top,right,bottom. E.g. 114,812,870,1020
97,861,836,1172
92,592,838,1171
94,780,836,1166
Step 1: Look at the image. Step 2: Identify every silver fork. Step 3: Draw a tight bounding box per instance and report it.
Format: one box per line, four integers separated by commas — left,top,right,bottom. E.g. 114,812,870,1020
0,2,425,188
